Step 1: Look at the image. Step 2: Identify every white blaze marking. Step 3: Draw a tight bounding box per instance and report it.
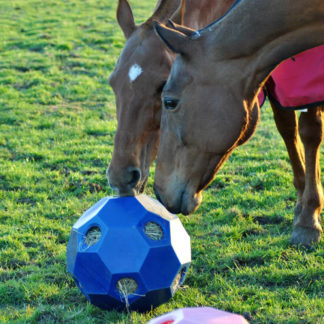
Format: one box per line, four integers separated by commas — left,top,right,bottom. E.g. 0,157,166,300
128,64,142,82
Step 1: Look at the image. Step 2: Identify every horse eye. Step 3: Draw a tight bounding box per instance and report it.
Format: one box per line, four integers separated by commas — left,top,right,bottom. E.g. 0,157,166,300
163,97,179,110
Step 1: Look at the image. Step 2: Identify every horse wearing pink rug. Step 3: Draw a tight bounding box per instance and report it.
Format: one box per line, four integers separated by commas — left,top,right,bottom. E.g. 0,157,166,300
153,0,324,246
108,0,324,246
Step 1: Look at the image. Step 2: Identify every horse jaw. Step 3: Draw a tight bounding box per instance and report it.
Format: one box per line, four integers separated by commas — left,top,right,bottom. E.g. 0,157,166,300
153,118,238,214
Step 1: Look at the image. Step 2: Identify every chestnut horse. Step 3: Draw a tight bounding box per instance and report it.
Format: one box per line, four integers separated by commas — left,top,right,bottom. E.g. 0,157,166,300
108,0,237,196
153,0,324,246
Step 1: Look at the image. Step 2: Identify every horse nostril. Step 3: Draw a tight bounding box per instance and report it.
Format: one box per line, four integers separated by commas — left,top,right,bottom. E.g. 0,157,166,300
127,167,141,188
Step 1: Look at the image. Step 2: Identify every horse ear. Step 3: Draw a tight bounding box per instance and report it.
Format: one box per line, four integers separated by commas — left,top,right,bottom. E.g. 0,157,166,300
167,20,195,36
117,0,136,39
154,21,190,55
149,0,181,23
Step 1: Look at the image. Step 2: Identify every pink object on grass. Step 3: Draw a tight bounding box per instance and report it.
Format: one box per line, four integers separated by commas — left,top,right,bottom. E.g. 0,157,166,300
147,307,249,324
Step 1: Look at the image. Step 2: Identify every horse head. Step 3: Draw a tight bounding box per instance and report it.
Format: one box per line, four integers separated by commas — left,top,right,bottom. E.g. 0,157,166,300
107,0,180,196
153,0,324,214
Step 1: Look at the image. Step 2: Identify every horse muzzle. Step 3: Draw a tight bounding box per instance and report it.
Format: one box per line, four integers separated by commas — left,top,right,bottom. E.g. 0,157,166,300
154,182,202,215
107,165,143,196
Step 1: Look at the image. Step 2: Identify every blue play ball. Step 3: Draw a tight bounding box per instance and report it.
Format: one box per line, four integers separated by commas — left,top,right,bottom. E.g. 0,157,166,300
66,195,191,311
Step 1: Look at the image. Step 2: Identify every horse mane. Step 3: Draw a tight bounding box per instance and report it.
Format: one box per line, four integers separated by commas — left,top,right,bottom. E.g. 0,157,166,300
192,0,242,38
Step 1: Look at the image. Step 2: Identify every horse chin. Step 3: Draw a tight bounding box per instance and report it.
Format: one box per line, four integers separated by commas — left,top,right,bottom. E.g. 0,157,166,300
180,190,202,215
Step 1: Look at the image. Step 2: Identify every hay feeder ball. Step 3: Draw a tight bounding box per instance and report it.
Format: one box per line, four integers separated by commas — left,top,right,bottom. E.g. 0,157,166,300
66,195,191,311
148,307,250,324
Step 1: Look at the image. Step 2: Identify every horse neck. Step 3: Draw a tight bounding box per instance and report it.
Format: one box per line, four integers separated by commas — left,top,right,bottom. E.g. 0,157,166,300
208,0,324,96
171,0,235,29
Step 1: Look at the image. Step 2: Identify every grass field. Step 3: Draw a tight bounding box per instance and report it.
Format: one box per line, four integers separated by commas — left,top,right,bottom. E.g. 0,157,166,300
0,0,323,323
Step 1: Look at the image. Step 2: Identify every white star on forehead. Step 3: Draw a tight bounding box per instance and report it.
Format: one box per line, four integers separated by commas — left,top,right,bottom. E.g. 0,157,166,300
128,64,142,82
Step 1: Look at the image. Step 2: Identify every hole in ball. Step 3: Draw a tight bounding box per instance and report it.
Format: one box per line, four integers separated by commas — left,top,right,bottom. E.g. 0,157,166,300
117,277,138,296
144,221,163,240
84,226,101,247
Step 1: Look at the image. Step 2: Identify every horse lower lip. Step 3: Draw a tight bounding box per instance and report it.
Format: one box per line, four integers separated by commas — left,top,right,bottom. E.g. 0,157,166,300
180,189,202,215
180,190,193,215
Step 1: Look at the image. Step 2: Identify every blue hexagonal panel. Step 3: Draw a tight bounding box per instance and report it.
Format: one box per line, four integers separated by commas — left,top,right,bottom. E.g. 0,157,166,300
66,195,191,311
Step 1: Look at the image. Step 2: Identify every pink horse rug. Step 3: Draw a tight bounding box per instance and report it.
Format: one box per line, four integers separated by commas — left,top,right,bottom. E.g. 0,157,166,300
147,307,249,324
265,45,324,110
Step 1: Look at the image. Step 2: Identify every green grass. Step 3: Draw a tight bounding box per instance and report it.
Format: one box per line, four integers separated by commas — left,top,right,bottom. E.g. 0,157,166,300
0,0,323,323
